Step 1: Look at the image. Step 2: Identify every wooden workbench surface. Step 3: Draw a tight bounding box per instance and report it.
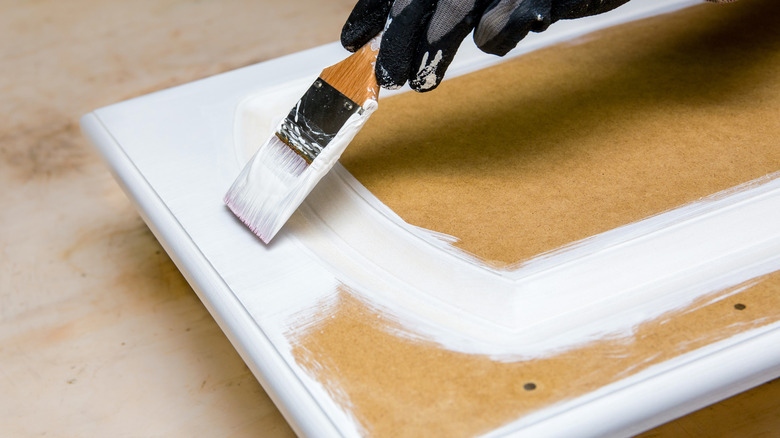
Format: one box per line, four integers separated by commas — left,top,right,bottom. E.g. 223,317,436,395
0,0,776,436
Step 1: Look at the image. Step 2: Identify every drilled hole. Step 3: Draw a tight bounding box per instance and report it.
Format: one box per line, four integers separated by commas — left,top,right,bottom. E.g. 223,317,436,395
523,382,537,391
734,303,746,310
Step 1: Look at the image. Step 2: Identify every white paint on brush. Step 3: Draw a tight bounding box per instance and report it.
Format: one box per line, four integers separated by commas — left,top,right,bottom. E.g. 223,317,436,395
226,0,780,360
227,79,378,242
369,34,382,53
87,0,779,436
235,77,780,360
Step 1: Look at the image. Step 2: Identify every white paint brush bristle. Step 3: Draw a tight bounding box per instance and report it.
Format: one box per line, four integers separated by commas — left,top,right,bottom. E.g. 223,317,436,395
224,35,381,243
224,135,309,243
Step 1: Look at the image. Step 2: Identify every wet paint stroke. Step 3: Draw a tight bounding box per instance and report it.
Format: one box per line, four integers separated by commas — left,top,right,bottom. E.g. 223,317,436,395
290,273,780,438
340,0,780,267
227,2,780,435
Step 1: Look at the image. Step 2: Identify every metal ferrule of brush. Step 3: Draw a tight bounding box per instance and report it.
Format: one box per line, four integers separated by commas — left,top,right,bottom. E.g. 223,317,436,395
276,79,364,164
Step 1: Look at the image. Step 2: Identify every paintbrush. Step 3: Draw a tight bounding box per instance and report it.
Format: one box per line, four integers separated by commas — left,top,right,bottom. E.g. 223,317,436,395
225,36,381,243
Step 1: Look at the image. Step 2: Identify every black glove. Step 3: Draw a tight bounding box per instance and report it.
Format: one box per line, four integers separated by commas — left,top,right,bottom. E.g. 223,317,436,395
341,0,631,92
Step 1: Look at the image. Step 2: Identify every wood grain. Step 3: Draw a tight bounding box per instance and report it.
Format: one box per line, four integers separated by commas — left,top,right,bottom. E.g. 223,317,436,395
320,37,380,105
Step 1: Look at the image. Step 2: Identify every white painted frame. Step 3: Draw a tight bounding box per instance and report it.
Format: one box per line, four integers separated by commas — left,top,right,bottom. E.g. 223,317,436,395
81,1,780,436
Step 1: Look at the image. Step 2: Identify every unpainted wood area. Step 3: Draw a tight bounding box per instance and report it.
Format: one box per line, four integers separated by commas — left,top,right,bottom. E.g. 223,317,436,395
290,273,780,437
342,0,780,267
1,0,777,437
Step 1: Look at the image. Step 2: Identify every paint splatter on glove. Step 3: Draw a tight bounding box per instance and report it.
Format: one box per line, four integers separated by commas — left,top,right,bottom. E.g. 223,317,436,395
342,0,737,92
341,0,633,92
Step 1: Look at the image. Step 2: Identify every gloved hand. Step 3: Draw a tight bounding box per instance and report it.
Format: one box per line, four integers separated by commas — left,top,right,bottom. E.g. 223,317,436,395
341,0,735,92
341,0,632,92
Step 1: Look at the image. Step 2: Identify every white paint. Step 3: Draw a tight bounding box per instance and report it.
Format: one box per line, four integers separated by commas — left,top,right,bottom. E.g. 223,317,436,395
225,134,309,242
227,75,378,242
82,1,780,437
368,33,382,53
414,49,444,90
234,63,780,359
290,167,780,359
486,321,780,437
376,63,402,89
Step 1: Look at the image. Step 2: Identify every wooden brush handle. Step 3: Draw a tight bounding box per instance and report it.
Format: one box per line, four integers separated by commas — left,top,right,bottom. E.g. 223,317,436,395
319,35,380,105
